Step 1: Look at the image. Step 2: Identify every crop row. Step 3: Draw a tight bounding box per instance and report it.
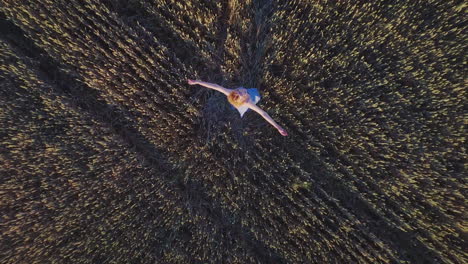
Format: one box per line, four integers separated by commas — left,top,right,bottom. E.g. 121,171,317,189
261,0,465,262
0,39,263,264
1,0,464,263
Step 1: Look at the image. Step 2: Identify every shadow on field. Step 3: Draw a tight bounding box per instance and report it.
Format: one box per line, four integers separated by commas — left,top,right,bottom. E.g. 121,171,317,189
3,0,461,262
0,9,288,264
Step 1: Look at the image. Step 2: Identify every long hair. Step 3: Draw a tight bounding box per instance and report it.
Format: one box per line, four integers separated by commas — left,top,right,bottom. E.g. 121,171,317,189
227,90,249,107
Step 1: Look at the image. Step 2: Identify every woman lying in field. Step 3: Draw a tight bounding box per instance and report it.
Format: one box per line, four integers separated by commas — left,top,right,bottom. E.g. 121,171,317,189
188,79,288,136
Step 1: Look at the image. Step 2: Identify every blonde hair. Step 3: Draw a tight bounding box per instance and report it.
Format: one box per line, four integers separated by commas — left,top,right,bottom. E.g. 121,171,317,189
227,90,248,107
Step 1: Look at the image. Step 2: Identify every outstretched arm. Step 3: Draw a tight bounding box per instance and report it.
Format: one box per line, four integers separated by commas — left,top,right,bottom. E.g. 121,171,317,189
187,79,232,96
245,102,288,136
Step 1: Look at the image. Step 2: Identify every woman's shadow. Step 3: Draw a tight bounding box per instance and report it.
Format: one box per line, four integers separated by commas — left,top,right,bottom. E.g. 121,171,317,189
197,90,260,155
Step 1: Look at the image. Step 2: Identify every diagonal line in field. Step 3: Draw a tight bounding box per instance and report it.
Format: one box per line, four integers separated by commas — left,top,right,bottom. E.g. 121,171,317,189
0,13,288,263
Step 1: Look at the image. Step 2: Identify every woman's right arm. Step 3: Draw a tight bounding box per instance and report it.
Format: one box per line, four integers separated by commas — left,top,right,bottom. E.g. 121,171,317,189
187,79,232,96
245,102,288,136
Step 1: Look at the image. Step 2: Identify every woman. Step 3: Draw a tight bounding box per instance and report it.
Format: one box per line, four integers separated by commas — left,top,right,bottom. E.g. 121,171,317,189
188,79,288,136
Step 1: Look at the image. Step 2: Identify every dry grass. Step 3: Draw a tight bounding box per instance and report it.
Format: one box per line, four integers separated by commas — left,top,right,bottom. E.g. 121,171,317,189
0,0,465,263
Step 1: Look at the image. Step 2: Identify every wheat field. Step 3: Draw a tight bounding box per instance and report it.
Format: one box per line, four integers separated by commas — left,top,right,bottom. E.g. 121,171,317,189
0,0,466,263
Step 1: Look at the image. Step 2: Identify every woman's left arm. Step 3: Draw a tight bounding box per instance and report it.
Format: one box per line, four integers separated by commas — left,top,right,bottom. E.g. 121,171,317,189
188,79,232,96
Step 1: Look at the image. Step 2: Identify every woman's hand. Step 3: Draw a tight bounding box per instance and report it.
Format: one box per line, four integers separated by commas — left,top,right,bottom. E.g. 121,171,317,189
187,79,198,85
277,127,288,136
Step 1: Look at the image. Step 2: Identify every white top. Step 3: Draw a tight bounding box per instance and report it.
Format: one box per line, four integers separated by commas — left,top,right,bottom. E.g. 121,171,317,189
233,88,261,117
